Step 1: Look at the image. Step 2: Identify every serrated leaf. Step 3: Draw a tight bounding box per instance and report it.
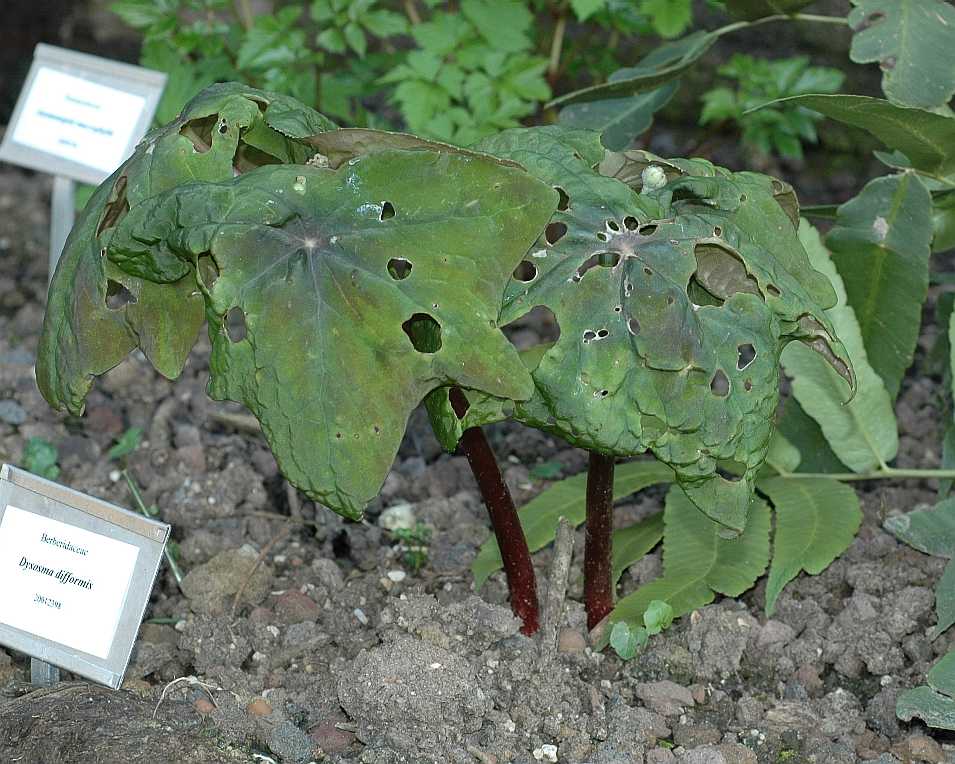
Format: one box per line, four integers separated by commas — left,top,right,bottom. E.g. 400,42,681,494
762,430,801,475
761,95,955,178
884,497,955,558
559,82,679,151
827,173,932,399
474,129,848,532
460,0,532,53
642,0,692,38
571,0,607,20
776,398,848,473
472,460,673,588
780,221,898,472
39,83,328,415
936,557,955,637
848,0,955,109
724,0,814,19
611,510,664,585
759,477,862,616
608,486,770,631
548,31,718,108
107,153,555,519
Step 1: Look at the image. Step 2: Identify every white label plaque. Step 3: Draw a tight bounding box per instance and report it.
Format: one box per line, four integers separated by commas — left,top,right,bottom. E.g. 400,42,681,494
0,465,169,688
0,506,140,659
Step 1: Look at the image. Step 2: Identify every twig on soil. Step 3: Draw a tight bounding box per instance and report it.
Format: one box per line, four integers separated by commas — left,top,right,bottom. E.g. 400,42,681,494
153,676,220,718
538,517,575,657
148,396,179,451
467,745,499,764
284,481,302,520
230,524,292,617
208,409,262,435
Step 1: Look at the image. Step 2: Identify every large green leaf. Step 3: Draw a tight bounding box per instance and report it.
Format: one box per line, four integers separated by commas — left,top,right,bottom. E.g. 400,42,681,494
762,95,955,178
781,222,898,472
548,31,718,108
38,83,333,415
470,130,848,532
776,398,849,473
848,0,955,109
884,497,955,558
472,460,673,588
937,559,955,637
108,155,555,518
608,485,770,631
611,510,664,585
559,82,679,151
725,0,814,19
827,174,933,399
898,651,955,730
759,477,862,616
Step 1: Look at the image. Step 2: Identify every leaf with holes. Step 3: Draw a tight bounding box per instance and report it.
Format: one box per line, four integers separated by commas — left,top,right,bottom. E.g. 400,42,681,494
38,83,336,415
469,128,849,532
724,0,815,19
848,0,955,109
471,459,672,588
606,485,770,635
107,154,556,518
781,222,898,472
759,477,862,616
827,173,933,399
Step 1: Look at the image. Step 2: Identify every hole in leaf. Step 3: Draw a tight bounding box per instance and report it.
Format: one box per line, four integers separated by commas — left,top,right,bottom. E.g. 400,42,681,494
225,306,247,342
513,260,537,282
644,267,653,276
573,252,620,282
744,379,753,392
545,222,567,245
666,295,674,305
624,216,639,230
740,193,747,202
717,464,744,482
555,186,570,211
402,313,442,353
595,389,609,398
105,280,136,310
693,243,760,300
380,201,396,220
628,318,641,335
713,226,723,237
218,120,228,134
606,219,620,232
197,255,220,289
710,369,730,397
737,343,756,369
97,176,129,236
639,224,657,236
687,277,724,307
597,329,609,338
179,116,216,153
388,257,413,280
583,330,596,342
613,305,622,313
596,232,609,242
766,284,781,297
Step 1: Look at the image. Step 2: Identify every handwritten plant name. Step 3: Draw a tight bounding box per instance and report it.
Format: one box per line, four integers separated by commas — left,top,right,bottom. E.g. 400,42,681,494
19,556,93,590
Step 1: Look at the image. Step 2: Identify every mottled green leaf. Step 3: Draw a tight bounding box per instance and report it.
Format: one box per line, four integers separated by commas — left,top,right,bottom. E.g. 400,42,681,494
608,486,770,632
108,153,556,519
849,0,955,109
559,83,679,151
612,510,664,585
777,398,848,473
827,174,933,399
763,95,955,178
898,651,955,730
762,431,801,475
781,222,898,472
884,497,955,558
472,459,673,588
759,477,862,616
724,0,814,19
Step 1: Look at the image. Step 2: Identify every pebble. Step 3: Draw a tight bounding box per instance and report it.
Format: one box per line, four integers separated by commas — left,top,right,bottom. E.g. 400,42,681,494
557,628,587,654
247,697,273,717
378,502,416,531
0,400,26,425
273,590,319,624
354,608,369,625
310,721,355,754
533,743,558,762
194,697,216,715
387,570,407,583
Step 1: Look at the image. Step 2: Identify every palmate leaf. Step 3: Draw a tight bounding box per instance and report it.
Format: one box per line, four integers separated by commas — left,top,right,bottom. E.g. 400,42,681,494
724,0,814,19
38,83,336,415
898,651,955,730
607,485,770,633
761,95,955,179
107,154,556,519
758,477,862,616
465,129,849,532
471,459,672,588
848,0,955,110
781,222,898,472
827,173,933,399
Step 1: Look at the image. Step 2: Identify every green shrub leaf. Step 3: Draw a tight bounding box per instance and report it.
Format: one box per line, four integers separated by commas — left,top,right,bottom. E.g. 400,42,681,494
472,460,673,588
559,83,679,151
848,0,955,109
611,511,664,585
898,651,955,730
884,497,955,558
780,222,898,472
827,174,933,399
759,477,862,616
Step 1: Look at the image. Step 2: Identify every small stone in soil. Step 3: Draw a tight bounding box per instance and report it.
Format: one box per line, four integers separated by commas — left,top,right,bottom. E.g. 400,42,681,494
247,698,272,717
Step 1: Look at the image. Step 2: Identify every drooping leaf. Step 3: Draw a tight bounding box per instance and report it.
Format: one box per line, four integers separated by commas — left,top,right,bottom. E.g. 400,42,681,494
548,31,719,108
762,431,801,475
39,83,331,415
471,130,848,532
608,486,770,632
827,173,933,399
884,497,955,558
781,221,898,472
759,477,862,616
472,459,673,588
724,0,814,19
559,82,679,151
898,651,955,730
848,0,955,109
107,153,556,519
759,95,955,178
776,398,848,473
612,510,664,585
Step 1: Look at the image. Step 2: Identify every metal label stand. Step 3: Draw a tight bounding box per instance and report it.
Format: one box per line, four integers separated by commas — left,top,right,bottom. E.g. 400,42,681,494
49,175,75,283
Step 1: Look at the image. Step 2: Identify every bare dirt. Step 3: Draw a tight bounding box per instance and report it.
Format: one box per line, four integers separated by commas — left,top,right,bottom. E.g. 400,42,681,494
1,150,954,764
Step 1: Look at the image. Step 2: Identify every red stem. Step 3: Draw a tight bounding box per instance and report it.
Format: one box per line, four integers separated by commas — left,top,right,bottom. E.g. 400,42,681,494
585,451,615,630
450,388,540,635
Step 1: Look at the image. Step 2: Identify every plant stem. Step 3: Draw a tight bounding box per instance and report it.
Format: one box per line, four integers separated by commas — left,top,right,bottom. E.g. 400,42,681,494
234,0,254,31
548,12,567,86
585,451,615,631
123,470,185,589
715,12,848,38
777,467,955,482
449,388,540,634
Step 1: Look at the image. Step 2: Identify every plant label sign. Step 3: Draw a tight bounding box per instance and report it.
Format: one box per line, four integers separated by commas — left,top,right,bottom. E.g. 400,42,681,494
0,465,169,689
0,43,166,185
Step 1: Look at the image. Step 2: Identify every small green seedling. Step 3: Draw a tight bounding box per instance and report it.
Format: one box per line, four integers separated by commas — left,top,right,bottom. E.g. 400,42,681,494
391,523,433,572
609,599,673,660
22,437,60,481
107,426,144,461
